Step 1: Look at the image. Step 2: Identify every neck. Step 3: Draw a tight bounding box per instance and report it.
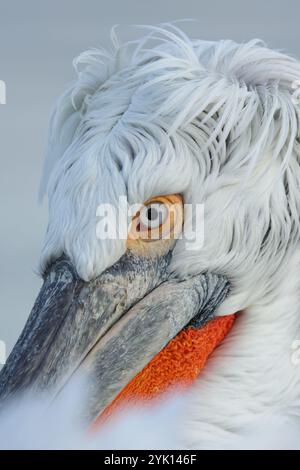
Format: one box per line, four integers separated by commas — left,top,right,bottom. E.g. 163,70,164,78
183,251,300,449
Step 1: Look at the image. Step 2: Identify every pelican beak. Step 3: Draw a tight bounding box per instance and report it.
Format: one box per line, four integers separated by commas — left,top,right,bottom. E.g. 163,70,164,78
0,251,229,422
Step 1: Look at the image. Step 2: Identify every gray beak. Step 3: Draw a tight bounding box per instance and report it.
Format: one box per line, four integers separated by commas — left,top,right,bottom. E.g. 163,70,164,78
0,250,229,422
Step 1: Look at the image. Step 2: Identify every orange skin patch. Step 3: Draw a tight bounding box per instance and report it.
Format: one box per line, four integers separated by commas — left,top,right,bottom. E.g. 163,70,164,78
92,314,235,428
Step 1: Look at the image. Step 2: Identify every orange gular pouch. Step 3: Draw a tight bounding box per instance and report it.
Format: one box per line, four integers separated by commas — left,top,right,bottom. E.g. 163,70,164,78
92,313,235,428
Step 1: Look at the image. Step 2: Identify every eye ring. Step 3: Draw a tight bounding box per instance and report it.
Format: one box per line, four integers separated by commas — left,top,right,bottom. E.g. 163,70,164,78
127,194,183,244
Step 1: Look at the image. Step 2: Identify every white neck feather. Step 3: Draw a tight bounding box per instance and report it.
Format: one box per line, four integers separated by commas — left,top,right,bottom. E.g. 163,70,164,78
184,251,300,449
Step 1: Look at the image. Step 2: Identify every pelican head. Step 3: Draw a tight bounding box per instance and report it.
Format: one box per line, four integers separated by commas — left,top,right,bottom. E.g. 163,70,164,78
1,26,300,445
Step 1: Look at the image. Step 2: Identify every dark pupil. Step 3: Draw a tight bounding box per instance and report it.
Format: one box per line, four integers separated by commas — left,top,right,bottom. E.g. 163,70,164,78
147,207,158,221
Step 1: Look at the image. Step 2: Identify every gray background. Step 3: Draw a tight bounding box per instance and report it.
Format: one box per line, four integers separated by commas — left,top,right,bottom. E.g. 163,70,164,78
0,0,299,357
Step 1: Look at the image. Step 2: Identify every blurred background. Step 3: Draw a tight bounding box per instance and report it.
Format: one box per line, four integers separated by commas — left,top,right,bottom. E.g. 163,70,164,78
0,0,299,358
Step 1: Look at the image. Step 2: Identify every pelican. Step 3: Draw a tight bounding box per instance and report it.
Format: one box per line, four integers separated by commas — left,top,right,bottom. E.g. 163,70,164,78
1,24,300,449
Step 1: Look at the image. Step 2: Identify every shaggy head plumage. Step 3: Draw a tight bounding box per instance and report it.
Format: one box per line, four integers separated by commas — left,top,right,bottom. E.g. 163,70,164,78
40,26,300,309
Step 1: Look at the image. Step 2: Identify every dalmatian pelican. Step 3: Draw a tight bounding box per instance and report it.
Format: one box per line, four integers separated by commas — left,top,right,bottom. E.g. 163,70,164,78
0,25,300,448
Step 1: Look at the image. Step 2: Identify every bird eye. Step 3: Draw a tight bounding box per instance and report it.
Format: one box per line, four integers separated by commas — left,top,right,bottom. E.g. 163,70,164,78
127,194,183,249
139,203,169,230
